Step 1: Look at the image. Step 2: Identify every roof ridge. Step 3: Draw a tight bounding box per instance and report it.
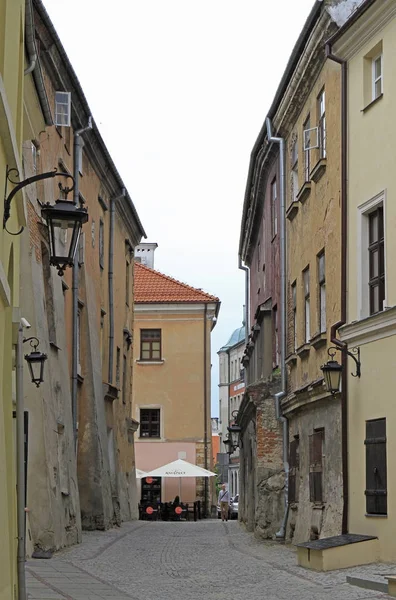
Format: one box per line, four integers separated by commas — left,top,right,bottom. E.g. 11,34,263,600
134,262,219,303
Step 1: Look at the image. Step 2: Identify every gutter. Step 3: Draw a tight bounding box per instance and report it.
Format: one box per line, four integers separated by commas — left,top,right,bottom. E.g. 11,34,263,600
25,0,53,125
71,119,92,450
266,117,289,539
108,189,126,384
325,41,349,536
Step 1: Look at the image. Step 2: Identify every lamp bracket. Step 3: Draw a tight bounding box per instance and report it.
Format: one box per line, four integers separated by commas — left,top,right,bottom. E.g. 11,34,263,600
23,336,40,351
327,345,361,378
3,166,75,235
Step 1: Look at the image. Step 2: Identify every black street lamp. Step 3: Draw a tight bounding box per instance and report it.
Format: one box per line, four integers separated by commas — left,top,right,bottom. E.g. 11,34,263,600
321,345,361,395
41,193,88,276
3,167,88,276
24,337,47,387
227,424,242,452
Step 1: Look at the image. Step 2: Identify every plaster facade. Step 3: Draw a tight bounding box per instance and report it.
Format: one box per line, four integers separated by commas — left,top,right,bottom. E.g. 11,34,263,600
133,259,219,514
334,0,396,562
0,1,49,594
18,2,145,552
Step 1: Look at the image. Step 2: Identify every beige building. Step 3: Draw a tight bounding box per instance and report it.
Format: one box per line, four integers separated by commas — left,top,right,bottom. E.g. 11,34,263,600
332,0,396,563
19,1,145,553
133,250,219,514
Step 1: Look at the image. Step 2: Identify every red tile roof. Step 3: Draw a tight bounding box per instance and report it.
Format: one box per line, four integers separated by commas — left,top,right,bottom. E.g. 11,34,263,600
134,262,219,304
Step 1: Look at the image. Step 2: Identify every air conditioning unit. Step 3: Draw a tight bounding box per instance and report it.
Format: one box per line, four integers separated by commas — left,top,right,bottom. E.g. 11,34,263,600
303,126,319,151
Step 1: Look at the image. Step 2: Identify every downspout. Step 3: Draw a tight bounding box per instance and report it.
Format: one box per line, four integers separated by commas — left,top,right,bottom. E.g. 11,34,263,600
16,323,26,600
266,117,289,539
325,43,348,535
24,0,36,75
72,118,92,450
203,303,208,516
108,188,126,384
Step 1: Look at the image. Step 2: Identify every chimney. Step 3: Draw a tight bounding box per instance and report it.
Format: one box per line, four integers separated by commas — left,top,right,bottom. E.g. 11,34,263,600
134,242,158,269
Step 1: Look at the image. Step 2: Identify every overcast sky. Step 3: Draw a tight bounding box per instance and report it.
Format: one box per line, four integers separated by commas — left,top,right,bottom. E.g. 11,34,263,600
44,0,315,416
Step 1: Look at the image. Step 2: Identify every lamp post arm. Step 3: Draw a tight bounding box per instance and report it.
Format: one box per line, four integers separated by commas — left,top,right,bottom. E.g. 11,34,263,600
346,347,361,378
3,167,74,233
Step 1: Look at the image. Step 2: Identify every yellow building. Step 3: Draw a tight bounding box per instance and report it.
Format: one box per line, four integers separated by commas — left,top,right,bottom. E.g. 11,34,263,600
132,248,219,515
0,0,51,596
332,0,396,563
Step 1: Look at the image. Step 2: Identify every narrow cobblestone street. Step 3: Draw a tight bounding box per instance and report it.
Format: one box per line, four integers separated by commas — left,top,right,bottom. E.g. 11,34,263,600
27,520,395,600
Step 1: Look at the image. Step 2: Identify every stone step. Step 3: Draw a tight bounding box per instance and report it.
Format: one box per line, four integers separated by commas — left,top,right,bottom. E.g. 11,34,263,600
346,575,388,594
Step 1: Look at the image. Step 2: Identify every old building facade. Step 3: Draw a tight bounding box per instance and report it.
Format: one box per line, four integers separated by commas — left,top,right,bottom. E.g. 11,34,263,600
238,0,350,543
217,322,245,497
133,252,219,514
332,0,396,563
0,0,52,593
19,0,145,553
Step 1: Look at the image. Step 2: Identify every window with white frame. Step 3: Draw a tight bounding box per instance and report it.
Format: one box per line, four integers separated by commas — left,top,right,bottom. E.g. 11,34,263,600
291,281,297,351
318,252,326,333
55,91,71,127
303,268,310,343
372,54,383,101
368,206,385,315
271,178,278,238
291,138,299,202
318,89,326,159
358,192,386,319
303,115,311,182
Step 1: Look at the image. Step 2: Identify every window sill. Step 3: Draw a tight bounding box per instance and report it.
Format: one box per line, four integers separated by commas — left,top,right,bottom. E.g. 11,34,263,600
310,332,327,350
297,182,311,204
310,158,327,184
138,437,161,441
136,359,165,365
296,343,310,359
365,513,387,518
312,503,325,510
286,200,299,221
362,93,383,113
49,341,61,351
285,353,297,366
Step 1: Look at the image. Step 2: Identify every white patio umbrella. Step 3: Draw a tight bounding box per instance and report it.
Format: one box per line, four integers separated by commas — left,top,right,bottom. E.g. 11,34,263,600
144,459,216,500
135,468,147,479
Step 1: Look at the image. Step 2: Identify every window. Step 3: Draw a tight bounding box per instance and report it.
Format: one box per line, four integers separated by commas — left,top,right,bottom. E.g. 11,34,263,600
271,178,277,238
291,281,297,351
303,115,311,182
140,329,161,361
77,302,83,376
303,268,310,343
365,418,387,515
372,54,383,101
122,354,127,405
140,408,160,438
309,429,324,503
369,207,385,315
289,436,300,503
126,261,130,306
41,243,57,346
99,219,104,270
291,138,298,202
318,252,326,333
55,91,71,127
318,89,326,159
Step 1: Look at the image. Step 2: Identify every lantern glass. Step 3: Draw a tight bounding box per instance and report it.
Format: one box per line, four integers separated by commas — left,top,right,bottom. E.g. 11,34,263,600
41,200,88,275
321,359,342,394
25,351,47,387
227,425,242,450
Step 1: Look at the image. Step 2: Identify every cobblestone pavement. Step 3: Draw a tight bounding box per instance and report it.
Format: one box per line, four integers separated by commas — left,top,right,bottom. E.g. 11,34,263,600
27,520,396,600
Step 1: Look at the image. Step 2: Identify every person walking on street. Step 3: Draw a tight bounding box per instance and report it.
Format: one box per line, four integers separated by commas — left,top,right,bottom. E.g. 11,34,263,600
218,484,230,522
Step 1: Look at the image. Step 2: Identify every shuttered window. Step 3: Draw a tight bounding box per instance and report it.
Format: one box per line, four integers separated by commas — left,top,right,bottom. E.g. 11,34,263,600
309,429,324,502
365,418,387,515
289,436,300,503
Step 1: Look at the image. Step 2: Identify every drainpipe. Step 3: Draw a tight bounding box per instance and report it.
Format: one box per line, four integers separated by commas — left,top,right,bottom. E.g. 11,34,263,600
203,303,208,516
24,0,36,75
108,188,126,384
72,118,92,450
16,322,26,600
238,257,249,347
266,117,289,539
325,43,348,535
